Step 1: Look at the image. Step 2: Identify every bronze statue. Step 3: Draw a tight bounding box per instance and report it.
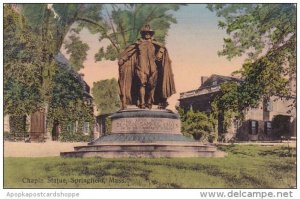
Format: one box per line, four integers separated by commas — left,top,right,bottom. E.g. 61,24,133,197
118,25,176,109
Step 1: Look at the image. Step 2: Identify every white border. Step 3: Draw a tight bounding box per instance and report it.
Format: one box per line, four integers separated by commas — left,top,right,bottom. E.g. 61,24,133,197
1,1,299,199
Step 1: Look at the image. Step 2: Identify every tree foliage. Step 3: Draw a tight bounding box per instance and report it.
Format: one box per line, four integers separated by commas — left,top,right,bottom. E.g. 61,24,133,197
76,4,181,61
64,34,90,71
21,4,92,70
92,78,121,115
208,4,296,128
4,5,43,116
208,4,295,62
208,4,295,101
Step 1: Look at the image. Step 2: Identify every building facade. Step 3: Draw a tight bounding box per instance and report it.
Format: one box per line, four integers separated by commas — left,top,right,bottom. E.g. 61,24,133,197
179,74,296,141
49,53,94,141
4,53,94,142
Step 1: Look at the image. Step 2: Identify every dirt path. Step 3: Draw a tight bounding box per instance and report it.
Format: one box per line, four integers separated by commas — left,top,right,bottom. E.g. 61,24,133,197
4,140,295,157
4,141,87,157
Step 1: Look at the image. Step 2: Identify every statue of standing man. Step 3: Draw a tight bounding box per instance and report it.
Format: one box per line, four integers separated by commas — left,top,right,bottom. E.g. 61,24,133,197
118,25,176,109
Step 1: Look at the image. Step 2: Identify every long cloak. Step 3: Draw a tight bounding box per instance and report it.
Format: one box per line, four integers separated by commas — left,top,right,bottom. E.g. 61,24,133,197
118,41,176,107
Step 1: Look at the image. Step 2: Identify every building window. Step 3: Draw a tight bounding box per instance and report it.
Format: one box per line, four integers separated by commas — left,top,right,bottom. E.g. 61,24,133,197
83,122,90,135
67,122,76,134
249,120,258,135
264,121,272,135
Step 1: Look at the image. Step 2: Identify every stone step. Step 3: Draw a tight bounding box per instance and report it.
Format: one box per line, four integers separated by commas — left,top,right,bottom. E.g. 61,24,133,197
61,150,226,158
60,109,226,158
74,145,217,152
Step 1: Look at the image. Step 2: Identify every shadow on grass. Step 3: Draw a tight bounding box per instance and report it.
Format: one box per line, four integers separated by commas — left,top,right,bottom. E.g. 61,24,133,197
136,159,269,188
218,145,296,158
258,147,296,157
55,157,265,188
217,145,253,156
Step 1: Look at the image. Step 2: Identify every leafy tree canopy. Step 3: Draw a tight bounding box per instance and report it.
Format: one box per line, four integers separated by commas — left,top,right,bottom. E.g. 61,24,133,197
21,3,182,66
64,34,90,71
4,5,43,116
21,4,94,70
77,4,182,61
208,4,295,62
208,4,296,111
92,78,120,115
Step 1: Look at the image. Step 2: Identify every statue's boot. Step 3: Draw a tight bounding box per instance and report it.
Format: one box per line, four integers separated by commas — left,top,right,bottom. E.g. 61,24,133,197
121,101,127,110
146,103,152,109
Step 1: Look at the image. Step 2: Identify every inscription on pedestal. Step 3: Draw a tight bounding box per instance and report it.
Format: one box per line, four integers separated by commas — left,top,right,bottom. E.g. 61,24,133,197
111,117,181,134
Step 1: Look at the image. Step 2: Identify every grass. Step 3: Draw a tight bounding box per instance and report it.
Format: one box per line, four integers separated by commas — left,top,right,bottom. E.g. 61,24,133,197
4,144,296,188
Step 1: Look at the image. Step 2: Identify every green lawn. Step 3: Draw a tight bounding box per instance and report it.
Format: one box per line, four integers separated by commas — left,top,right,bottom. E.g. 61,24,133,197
4,144,296,188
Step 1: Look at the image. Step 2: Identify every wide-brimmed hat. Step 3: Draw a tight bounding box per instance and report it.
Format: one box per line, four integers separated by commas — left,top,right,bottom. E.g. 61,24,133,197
140,25,155,36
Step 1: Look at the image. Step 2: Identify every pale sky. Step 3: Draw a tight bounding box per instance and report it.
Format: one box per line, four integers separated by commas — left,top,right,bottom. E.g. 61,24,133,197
63,4,245,111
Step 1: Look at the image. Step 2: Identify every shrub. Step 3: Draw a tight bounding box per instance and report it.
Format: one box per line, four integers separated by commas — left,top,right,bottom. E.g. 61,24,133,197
179,109,216,142
272,115,291,138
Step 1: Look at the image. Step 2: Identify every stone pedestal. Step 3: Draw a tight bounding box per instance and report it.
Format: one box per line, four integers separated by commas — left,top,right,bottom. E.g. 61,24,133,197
61,108,225,158
110,109,181,134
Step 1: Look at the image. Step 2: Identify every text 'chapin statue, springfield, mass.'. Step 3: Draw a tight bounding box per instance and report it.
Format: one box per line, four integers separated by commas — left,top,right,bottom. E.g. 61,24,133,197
118,25,176,109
